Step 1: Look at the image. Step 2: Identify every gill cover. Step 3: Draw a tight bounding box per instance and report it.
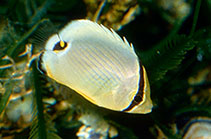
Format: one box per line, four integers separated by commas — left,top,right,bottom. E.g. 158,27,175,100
38,19,153,114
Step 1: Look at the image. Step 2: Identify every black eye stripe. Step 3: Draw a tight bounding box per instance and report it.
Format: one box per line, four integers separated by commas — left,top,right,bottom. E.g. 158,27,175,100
53,41,68,51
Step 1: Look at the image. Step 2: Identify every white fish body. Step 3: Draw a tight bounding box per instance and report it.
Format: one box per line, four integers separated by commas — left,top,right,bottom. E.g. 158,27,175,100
38,19,153,114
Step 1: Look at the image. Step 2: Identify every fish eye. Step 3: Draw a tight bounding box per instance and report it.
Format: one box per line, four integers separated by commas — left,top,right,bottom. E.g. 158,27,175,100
53,41,68,51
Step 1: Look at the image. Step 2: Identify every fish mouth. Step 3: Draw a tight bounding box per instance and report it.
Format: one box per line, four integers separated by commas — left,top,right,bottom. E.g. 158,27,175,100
37,51,47,75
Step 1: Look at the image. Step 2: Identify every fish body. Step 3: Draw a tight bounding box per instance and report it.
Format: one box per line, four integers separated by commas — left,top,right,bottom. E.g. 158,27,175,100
38,19,153,114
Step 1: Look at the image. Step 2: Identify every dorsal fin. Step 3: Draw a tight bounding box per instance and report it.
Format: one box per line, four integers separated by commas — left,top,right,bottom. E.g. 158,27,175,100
60,19,134,52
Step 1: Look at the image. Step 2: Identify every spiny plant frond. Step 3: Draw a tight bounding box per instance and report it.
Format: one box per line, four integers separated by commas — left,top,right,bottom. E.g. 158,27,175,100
140,34,196,84
138,0,205,84
29,63,61,139
0,19,50,78
0,79,14,115
140,25,210,84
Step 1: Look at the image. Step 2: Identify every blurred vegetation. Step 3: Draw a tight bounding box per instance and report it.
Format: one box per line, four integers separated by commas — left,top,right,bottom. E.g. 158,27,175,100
0,0,210,139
